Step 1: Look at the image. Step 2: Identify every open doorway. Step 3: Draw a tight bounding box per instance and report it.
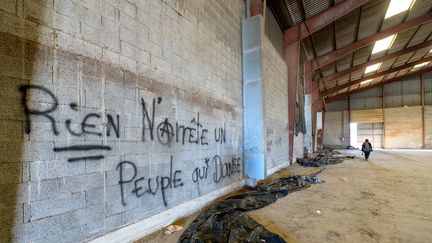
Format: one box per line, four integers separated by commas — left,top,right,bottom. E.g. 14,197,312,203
357,123,383,148
350,123,358,148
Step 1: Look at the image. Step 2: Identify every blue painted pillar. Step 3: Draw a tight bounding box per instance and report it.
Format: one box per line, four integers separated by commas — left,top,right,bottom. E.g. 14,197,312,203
242,15,266,182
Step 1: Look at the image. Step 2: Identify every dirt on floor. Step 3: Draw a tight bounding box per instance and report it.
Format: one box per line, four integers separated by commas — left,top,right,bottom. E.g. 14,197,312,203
136,150,432,243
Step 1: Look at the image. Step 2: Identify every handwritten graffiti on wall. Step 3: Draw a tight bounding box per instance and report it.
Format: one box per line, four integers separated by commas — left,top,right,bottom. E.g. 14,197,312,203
19,85,226,162
117,155,241,206
19,85,119,162
19,85,242,207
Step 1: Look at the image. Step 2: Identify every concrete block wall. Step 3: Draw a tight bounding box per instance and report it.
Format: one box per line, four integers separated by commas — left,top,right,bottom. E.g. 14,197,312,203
384,106,423,148
323,111,350,148
293,133,304,161
424,106,432,149
0,0,244,242
262,36,289,172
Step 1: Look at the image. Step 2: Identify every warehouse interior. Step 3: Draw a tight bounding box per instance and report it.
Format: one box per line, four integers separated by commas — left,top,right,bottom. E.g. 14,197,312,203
0,0,431,242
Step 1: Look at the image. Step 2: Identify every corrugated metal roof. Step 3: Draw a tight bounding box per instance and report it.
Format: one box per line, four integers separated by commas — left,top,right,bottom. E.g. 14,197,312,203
267,0,432,102
268,0,337,30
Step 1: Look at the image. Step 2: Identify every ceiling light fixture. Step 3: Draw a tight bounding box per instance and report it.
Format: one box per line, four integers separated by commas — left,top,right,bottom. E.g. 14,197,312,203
413,61,430,69
372,35,396,54
360,79,373,85
365,63,382,74
384,0,415,19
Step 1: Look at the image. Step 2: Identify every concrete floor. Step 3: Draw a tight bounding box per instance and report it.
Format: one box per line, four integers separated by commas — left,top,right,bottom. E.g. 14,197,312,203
137,150,432,243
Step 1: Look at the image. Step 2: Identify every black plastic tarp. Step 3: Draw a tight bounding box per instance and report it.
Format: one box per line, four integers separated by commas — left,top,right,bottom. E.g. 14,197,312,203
179,175,315,243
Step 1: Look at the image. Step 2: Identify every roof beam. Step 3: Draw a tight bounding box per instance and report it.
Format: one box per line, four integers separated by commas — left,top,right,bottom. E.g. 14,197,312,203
322,56,432,96
312,12,432,71
321,39,432,84
284,0,369,45
325,66,432,103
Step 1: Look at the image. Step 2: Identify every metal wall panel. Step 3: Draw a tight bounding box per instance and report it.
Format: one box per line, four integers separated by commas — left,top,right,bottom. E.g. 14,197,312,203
424,72,432,105
351,86,382,99
384,76,421,107
350,87,382,110
401,76,421,106
326,99,348,111
384,81,402,107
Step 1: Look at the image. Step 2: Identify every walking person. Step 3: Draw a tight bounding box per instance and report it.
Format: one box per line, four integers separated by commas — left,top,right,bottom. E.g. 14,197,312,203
361,139,373,161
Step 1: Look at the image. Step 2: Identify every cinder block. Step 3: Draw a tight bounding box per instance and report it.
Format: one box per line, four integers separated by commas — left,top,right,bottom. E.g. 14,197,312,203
122,203,159,225
119,55,137,71
82,8,102,28
21,142,54,162
118,0,136,18
105,168,123,187
58,207,87,230
0,0,16,14
119,11,138,32
22,162,30,183
150,55,172,74
85,159,104,173
0,203,23,228
81,40,103,60
105,95,124,112
105,185,141,216
104,155,122,171
102,2,118,22
119,26,137,44
29,178,60,201
103,20,120,52
30,233,62,243
12,214,63,242
85,187,105,206
0,120,23,142
124,127,141,141
55,12,79,35
81,22,102,45
86,213,122,237
61,225,88,243
0,183,29,207
30,159,86,180
123,99,138,114
0,9,22,36
122,85,136,100
0,55,24,79
60,173,104,193
105,81,123,97
86,204,105,222
84,90,103,109
79,0,100,13
30,192,85,220
23,0,54,27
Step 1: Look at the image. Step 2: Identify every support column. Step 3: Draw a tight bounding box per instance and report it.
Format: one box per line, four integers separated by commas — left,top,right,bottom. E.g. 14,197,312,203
311,78,321,151
250,0,264,17
284,25,300,163
421,73,425,149
304,62,313,154
382,85,386,148
242,15,266,182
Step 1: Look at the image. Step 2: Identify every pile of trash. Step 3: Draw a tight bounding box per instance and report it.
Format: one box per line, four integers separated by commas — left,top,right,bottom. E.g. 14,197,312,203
297,149,354,167
179,174,323,243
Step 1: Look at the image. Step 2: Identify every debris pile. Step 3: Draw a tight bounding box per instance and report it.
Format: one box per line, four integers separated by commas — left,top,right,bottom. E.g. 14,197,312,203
179,174,322,243
297,149,354,167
